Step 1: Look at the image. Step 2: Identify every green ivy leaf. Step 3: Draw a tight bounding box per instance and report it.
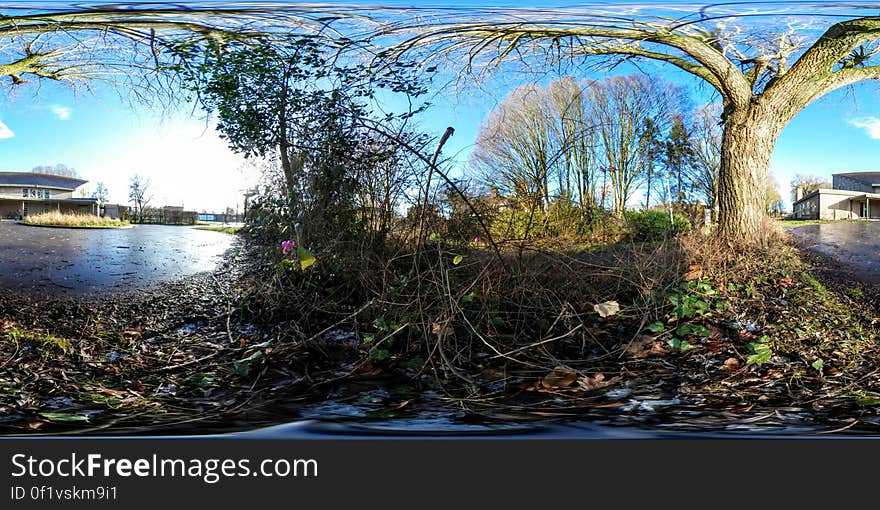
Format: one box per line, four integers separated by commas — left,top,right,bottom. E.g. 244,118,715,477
647,321,665,333
39,412,90,423
373,317,389,331
811,359,824,371
676,324,710,337
297,247,317,270
370,348,391,362
398,357,425,369
187,373,215,387
746,342,773,365
233,350,265,377
666,338,692,351
856,391,880,406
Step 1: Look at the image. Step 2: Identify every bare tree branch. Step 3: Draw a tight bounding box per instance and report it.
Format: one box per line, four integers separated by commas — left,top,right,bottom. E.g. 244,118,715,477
382,21,752,106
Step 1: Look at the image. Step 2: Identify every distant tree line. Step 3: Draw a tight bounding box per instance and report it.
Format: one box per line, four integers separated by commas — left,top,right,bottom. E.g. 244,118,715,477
465,74,789,239
31,164,79,178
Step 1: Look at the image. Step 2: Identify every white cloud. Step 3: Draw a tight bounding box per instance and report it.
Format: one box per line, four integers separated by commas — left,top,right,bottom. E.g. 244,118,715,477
0,119,13,139
850,117,880,139
50,104,72,120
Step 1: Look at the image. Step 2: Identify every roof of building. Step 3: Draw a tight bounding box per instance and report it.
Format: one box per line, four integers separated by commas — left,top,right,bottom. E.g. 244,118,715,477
834,172,880,183
0,172,88,190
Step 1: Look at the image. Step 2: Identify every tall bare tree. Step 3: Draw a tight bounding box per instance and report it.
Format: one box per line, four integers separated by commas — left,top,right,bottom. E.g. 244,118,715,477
766,172,783,214
128,174,152,223
471,84,554,212
546,76,599,211
92,182,109,206
639,117,663,209
473,74,683,218
588,74,683,216
690,104,723,209
790,174,832,202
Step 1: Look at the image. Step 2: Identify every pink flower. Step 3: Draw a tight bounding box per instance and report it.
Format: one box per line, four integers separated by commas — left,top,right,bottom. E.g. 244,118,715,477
281,239,296,254
473,236,481,243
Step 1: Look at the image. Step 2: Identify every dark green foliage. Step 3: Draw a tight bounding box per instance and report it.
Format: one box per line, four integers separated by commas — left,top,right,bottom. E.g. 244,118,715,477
170,36,430,162
171,35,432,275
625,209,691,241
664,114,696,204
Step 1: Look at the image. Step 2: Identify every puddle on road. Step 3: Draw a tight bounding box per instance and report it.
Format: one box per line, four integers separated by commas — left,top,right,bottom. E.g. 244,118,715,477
0,222,233,294
790,222,880,279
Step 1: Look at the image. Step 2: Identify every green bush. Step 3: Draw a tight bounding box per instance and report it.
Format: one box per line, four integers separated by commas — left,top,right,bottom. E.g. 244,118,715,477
626,210,691,241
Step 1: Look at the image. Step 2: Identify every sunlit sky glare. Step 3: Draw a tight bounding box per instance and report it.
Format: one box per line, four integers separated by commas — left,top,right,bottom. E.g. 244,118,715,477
0,82,255,213
3,2,880,212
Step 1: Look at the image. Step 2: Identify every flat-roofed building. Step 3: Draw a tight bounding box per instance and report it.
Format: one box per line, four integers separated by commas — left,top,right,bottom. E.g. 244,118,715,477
0,172,98,219
793,172,880,220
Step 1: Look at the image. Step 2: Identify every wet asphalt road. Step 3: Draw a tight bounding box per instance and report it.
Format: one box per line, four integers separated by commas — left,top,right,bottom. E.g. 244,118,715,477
0,221,232,294
789,221,880,279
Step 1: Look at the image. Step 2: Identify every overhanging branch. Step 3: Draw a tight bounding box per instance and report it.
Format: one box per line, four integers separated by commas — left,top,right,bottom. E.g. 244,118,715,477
766,17,880,100
383,22,751,107
572,43,723,91
814,64,880,101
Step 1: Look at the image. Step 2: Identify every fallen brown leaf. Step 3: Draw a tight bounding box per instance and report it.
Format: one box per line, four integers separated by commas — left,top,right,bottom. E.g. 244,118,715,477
431,322,453,336
350,361,385,380
723,358,741,371
96,387,130,398
122,327,142,340
737,329,758,341
626,336,667,358
625,336,653,355
594,301,621,318
704,339,724,353
684,264,703,281
577,373,621,392
707,325,725,340
540,366,578,390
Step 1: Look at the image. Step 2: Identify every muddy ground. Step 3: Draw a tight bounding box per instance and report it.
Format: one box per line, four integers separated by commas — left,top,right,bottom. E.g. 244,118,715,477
4,235,880,436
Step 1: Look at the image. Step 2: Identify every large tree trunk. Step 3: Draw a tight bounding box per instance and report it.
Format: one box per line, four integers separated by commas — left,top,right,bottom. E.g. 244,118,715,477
716,105,785,245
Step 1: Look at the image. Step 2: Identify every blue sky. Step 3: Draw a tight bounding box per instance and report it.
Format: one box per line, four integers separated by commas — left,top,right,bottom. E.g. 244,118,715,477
3,5,880,211
0,82,253,213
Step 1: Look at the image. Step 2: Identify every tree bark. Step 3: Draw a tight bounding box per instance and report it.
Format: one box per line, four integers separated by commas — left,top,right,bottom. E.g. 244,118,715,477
716,104,784,245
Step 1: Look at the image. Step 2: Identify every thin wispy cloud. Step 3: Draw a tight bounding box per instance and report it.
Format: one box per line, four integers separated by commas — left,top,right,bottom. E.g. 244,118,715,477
50,104,72,120
849,117,880,140
0,119,13,139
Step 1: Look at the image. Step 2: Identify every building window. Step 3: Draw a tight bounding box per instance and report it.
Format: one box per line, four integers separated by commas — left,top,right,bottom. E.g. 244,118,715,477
21,188,50,199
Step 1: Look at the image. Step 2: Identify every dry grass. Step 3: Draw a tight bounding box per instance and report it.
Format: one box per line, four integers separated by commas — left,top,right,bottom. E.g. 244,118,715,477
236,232,692,380
22,211,129,228
194,225,241,234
